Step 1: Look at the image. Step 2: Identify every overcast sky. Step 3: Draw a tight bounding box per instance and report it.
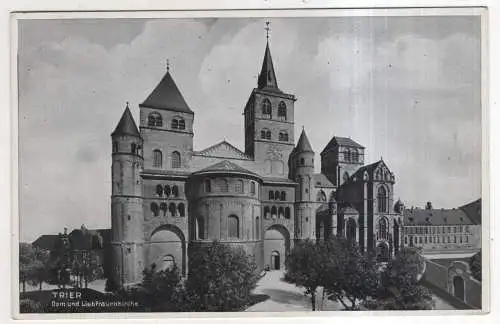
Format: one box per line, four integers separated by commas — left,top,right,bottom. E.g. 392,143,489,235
18,16,482,242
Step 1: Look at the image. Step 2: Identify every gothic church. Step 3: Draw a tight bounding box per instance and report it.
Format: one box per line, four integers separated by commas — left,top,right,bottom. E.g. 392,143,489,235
110,35,403,286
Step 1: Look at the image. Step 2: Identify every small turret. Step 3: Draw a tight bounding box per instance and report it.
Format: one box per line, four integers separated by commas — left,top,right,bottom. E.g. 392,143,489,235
394,198,405,214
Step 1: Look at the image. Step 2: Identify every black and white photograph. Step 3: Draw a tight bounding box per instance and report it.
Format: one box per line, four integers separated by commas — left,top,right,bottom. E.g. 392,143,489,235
13,8,487,316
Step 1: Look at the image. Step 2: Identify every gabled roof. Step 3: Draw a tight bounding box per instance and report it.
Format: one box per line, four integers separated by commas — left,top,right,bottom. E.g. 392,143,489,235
257,42,282,93
403,208,474,226
295,129,314,153
194,140,252,160
193,160,260,178
321,136,364,154
459,198,481,225
313,173,335,188
139,71,193,114
111,106,141,138
350,159,393,182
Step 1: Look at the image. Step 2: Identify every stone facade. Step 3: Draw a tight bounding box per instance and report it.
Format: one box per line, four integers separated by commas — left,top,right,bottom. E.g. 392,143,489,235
109,39,401,286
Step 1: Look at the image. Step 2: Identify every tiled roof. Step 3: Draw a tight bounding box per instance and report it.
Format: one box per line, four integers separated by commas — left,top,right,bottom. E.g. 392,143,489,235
140,71,193,114
295,129,314,153
257,42,282,93
322,136,364,154
460,198,481,225
403,208,474,226
111,106,141,137
313,173,335,188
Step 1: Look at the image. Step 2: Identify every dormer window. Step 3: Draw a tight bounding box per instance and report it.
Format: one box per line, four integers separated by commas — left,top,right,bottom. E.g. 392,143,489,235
148,112,163,127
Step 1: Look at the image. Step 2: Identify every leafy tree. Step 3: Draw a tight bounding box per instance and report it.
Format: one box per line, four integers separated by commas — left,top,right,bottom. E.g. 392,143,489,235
140,263,182,311
469,251,481,281
364,248,434,310
323,237,380,310
184,241,259,311
285,239,329,311
19,243,50,291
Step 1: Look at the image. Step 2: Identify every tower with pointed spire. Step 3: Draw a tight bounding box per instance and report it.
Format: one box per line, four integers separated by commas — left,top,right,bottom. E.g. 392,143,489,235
289,129,316,240
243,24,297,177
110,103,145,285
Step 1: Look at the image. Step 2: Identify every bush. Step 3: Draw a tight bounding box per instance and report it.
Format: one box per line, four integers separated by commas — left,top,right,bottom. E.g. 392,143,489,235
20,299,43,313
469,252,481,281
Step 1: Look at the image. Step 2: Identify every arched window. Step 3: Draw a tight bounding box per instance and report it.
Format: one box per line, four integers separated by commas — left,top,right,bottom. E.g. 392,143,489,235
300,158,305,165
269,191,274,200
178,119,185,130
352,149,358,162
346,218,357,240
378,217,389,240
172,185,179,197
285,207,291,219
228,215,239,238
164,185,171,197
171,151,181,169
271,206,277,219
156,184,163,197
377,186,388,213
153,150,162,168
280,191,286,201
205,179,211,193
279,131,289,142
250,182,256,195
216,179,228,192
196,216,204,240
178,203,185,217
255,217,260,239
261,130,267,139
278,101,287,120
131,143,136,154
168,203,177,217
112,141,118,153
261,99,272,117
235,180,244,193
274,190,280,201
278,207,284,219
160,203,167,216
317,190,327,202
150,203,159,217
264,206,270,219
266,130,271,140
148,112,163,127
171,119,179,129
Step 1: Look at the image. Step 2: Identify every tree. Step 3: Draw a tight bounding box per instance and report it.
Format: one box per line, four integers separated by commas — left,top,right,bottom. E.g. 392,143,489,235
323,237,380,310
285,239,329,311
469,251,481,281
140,263,182,311
184,241,259,311
364,248,434,310
19,243,50,292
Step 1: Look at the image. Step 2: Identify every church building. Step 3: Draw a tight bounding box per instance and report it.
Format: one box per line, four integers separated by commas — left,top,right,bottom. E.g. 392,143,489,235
110,32,403,286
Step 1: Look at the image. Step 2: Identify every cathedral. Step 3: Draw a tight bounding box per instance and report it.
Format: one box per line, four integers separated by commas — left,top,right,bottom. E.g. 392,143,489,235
110,34,403,287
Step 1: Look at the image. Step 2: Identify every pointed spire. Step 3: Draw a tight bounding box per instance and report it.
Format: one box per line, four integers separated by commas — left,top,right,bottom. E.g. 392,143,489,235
139,62,193,114
112,103,141,138
296,128,314,153
258,22,280,91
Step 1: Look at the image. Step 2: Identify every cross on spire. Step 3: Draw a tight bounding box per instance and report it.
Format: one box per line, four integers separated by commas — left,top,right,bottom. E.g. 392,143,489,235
126,101,129,108
166,59,170,72
265,21,270,40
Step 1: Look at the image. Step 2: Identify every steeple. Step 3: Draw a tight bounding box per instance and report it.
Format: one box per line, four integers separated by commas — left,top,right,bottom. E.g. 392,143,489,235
257,22,280,91
295,128,314,153
139,68,193,114
112,103,141,137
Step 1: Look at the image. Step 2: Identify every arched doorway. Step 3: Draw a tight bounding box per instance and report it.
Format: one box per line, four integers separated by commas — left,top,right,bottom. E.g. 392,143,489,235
376,242,390,263
271,251,280,270
453,276,465,301
346,218,357,241
264,225,290,271
150,225,186,275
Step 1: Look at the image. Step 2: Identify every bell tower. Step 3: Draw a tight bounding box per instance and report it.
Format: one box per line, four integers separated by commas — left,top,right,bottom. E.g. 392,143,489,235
243,22,296,177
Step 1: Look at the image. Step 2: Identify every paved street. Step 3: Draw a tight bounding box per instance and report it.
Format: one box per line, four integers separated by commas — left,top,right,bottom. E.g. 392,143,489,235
246,270,457,312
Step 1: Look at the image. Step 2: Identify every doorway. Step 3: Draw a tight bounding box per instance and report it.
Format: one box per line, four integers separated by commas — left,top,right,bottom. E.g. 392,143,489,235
271,251,280,270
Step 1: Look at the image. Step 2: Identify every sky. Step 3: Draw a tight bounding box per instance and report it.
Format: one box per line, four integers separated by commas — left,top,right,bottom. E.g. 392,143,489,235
18,16,482,242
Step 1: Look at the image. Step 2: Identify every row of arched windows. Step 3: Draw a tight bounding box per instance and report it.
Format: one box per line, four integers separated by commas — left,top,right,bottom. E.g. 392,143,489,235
344,148,360,163
150,202,185,217
153,150,181,168
263,206,291,220
268,190,286,201
194,214,243,240
112,141,143,156
204,179,256,195
147,113,186,130
404,225,471,235
260,129,289,142
261,99,287,120
156,184,181,198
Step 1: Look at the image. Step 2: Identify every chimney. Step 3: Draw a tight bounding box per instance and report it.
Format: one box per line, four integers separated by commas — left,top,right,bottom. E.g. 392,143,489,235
425,202,433,210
